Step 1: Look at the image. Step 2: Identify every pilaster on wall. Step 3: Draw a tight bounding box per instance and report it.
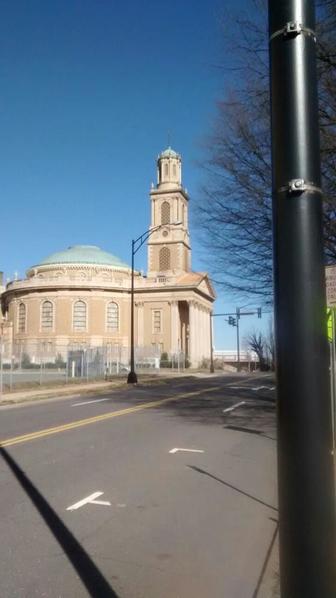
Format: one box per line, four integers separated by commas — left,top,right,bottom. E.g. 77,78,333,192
170,301,179,353
188,301,211,367
136,301,144,347
188,301,197,367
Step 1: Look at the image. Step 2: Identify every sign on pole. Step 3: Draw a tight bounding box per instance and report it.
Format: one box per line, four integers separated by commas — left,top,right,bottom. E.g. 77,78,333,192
326,265,336,307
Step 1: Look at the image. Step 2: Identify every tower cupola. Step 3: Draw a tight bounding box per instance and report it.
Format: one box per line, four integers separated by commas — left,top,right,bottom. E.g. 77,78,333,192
148,146,191,276
157,146,182,189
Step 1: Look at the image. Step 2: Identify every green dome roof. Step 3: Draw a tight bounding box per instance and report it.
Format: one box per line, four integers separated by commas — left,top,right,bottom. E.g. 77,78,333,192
35,245,129,269
160,146,180,159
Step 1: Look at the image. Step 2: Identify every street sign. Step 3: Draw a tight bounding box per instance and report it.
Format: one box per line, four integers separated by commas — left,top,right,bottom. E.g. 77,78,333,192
327,310,333,343
326,265,336,306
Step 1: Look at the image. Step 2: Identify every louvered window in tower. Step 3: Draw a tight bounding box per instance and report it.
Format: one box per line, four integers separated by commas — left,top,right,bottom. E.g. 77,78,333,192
41,301,53,330
159,247,171,271
18,303,26,333
107,302,119,331
73,300,87,331
161,201,170,225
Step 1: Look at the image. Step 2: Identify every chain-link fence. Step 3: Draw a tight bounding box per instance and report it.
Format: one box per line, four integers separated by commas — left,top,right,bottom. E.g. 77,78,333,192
0,340,186,393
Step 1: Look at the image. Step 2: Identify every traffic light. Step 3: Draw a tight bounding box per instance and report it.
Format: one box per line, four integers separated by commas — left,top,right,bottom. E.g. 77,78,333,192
257,307,262,319
228,316,236,326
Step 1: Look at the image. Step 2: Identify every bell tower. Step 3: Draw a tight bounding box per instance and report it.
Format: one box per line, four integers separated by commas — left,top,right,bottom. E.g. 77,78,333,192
147,147,191,277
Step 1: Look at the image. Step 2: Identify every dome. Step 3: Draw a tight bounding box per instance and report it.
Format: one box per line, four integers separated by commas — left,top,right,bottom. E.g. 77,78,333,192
33,245,130,269
160,146,180,159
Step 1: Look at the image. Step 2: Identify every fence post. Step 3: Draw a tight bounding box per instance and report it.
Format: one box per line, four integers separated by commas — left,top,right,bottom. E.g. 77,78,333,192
10,355,13,391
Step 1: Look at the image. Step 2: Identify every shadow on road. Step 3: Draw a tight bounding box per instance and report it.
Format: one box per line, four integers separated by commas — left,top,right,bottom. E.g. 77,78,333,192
0,447,119,598
155,389,277,434
188,464,277,512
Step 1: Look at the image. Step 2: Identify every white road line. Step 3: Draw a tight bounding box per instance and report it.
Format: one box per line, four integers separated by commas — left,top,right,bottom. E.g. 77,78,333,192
222,401,246,413
169,448,204,454
67,491,111,511
72,398,110,407
252,386,275,391
227,385,250,390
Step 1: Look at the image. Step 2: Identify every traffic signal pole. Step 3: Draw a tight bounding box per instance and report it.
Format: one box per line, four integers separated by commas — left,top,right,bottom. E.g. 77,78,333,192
269,1,336,595
236,308,240,372
210,308,261,372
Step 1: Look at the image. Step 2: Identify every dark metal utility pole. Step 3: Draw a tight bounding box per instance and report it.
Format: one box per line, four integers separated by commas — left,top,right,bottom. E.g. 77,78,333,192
127,239,137,384
268,1,336,595
127,221,181,384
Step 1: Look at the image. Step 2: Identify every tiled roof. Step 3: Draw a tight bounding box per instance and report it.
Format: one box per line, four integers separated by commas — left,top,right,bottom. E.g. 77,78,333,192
175,272,206,285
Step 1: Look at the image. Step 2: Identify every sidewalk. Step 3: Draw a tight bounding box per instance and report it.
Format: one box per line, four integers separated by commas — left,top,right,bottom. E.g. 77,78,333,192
0,370,200,406
0,369,272,407
0,380,124,406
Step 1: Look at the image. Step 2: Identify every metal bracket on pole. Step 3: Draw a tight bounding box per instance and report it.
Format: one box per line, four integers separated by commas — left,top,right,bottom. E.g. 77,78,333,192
278,179,322,195
270,22,316,42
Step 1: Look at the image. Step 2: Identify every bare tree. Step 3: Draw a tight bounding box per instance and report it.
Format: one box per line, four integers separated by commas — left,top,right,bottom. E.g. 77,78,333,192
245,330,268,370
264,320,275,370
197,0,336,305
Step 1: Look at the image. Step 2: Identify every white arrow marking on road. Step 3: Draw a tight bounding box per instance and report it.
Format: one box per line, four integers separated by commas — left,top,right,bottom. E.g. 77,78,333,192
169,448,204,454
72,398,110,407
66,491,111,511
227,385,250,389
222,401,246,413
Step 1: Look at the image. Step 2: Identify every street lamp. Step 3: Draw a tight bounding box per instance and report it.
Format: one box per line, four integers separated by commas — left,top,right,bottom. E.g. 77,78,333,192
127,221,182,384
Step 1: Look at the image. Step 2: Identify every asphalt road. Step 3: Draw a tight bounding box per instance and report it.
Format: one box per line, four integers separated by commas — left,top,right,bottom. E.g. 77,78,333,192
0,373,277,598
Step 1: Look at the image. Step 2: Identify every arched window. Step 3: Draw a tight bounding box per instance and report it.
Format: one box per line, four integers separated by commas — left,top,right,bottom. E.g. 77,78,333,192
173,164,176,177
73,300,87,331
107,302,119,331
41,300,53,330
161,201,170,225
164,163,169,177
18,303,26,333
159,247,171,271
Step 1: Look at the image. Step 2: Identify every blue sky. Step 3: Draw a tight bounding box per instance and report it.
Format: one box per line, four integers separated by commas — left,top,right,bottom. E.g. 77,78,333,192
0,0,268,349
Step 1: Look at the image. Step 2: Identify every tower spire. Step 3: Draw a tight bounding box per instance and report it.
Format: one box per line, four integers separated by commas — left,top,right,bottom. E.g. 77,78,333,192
148,147,191,276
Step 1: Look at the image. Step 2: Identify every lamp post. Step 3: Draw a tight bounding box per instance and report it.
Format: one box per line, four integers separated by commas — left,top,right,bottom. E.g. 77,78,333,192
269,0,336,593
127,221,182,384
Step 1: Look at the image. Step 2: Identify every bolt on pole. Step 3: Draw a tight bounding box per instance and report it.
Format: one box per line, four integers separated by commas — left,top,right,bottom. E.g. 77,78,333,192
268,1,336,595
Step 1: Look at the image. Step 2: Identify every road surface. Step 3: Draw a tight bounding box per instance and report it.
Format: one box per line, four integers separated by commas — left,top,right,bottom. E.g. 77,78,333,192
0,373,277,597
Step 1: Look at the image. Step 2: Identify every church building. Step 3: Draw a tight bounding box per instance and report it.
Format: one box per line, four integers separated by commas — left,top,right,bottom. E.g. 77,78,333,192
1,148,215,368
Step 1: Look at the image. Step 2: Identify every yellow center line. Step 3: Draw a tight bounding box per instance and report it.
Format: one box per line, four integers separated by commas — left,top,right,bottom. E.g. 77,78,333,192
0,386,221,448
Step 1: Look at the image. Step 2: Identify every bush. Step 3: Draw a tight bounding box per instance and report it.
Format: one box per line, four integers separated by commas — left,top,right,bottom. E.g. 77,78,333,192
55,353,66,368
160,352,172,368
21,352,31,368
